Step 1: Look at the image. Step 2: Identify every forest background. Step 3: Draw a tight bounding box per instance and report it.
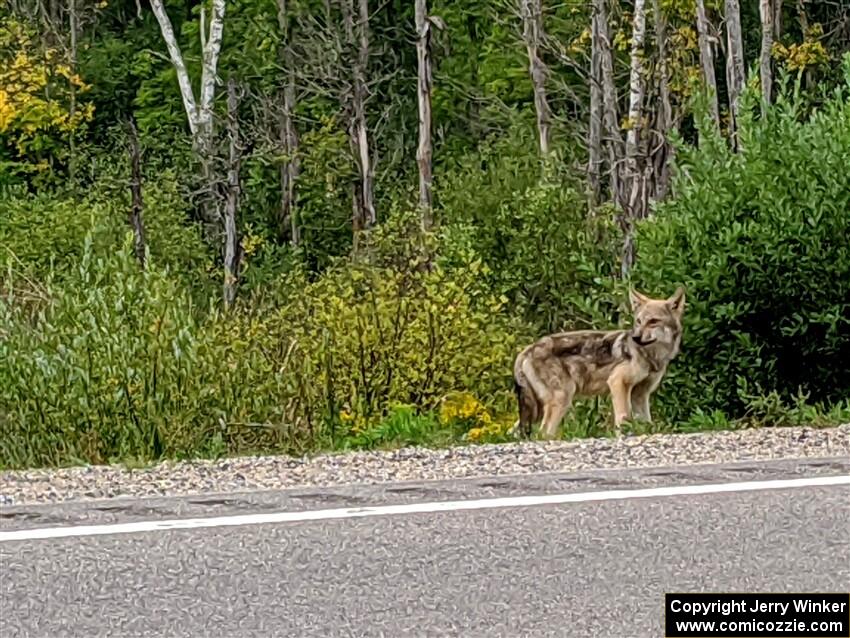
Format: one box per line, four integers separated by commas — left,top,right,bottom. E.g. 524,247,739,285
1,0,849,469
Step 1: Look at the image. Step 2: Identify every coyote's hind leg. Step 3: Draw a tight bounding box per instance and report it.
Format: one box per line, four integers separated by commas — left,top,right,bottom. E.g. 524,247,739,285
539,385,575,440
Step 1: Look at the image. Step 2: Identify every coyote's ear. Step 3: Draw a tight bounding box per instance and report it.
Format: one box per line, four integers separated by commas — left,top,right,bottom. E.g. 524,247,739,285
667,286,686,315
629,288,650,311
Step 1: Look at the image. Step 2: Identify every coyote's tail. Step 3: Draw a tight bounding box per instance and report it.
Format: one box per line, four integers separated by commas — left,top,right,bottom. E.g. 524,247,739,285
513,367,539,439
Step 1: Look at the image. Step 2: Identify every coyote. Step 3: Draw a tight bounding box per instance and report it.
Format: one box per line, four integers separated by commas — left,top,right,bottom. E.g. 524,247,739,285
513,287,685,439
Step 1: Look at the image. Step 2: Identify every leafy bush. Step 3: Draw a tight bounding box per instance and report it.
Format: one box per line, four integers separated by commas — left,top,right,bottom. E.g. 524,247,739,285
632,67,850,422
276,238,522,427
0,174,212,290
0,210,524,468
438,134,621,333
342,405,447,450
1,235,203,467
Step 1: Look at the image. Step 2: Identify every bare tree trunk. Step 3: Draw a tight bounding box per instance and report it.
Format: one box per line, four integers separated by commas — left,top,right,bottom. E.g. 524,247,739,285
588,0,604,202
725,0,745,148
650,0,673,202
621,0,648,276
760,0,774,106
127,118,147,268
696,0,720,132
597,0,622,202
520,0,552,158
415,0,435,227
625,0,647,180
150,0,226,229
67,0,77,184
341,0,376,235
773,0,782,39
466,14,482,138
277,0,300,246
223,78,242,309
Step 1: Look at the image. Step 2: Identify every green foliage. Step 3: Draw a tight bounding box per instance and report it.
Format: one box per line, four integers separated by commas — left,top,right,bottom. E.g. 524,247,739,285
0,15,94,186
343,405,448,450
3,1,850,471
0,174,213,290
438,133,622,333
0,235,200,467
0,194,116,275
277,222,522,423
632,64,850,422
0,207,523,468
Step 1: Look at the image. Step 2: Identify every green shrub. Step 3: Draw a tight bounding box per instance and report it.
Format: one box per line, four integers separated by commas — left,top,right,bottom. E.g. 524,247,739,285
632,65,850,422
276,245,522,427
1,234,199,467
438,135,621,333
0,174,212,290
342,404,448,450
0,212,525,468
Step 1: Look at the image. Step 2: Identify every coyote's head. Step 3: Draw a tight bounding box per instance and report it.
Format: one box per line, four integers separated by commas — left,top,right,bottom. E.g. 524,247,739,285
628,287,686,351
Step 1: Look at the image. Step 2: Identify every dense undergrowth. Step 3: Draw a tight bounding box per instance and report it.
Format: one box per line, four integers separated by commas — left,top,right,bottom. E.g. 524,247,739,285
2,60,850,469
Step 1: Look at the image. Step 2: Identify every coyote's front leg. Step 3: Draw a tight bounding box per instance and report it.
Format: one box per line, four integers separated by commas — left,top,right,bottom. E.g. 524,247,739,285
607,375,632,437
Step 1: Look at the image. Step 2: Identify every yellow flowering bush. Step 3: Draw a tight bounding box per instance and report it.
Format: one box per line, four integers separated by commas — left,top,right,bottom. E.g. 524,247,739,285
439,392,515,444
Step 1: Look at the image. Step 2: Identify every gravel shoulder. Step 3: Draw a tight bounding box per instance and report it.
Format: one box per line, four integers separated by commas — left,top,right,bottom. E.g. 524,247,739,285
1,424,848,507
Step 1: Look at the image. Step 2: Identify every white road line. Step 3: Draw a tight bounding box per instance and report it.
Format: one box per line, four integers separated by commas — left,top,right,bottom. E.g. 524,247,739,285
1,474,848,543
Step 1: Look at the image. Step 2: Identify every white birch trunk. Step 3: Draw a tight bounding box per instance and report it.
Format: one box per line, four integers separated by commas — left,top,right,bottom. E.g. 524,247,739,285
724,0,745,147
621,0,648,276
415,0,434,226
625,0,647,165
759,0,774,106
696,0,720,131
149,0,225,153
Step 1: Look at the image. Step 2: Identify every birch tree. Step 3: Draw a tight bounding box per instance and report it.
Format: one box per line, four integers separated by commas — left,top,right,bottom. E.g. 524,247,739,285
620,0,648,275
223,78,242,308
150,0,224,157
519,0,552,158
150,0,225,229
415,0,439,227
724,0,745,147
759,0,774,106
624,0,647,184
696,0,720,131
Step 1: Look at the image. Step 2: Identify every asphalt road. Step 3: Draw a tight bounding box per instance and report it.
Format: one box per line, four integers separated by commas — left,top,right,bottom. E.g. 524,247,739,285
1,457,848,638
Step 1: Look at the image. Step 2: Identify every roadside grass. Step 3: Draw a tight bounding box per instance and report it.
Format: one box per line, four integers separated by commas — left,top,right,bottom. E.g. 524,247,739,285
236,392,850,459
3,390,848,473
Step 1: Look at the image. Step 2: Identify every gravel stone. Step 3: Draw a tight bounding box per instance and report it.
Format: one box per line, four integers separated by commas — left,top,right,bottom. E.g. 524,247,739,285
1,424,848,506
